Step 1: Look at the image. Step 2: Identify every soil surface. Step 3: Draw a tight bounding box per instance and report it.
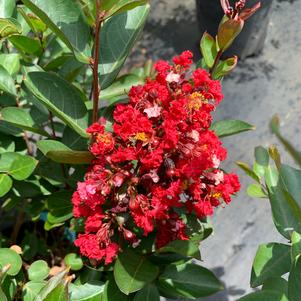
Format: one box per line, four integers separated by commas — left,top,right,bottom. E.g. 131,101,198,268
128,0,301,300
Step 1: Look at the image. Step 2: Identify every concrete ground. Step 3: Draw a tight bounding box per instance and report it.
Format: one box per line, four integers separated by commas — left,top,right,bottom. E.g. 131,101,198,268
129,0,301,300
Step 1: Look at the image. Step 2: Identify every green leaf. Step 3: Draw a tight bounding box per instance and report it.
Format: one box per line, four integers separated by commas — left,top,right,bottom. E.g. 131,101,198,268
1,107,51,137
250,243,291,288
133,284,160,301
38,140,93,165
262,277,288,301
46,191,73,225
100,74,144,100
24,72,89,137
17,7,47,34
0,174,12,197
64,253,83,272
291,231,301,260
200,32,217,69
185,216,213,244
0,17,22,38
102,279,131,301
268,183,301,239
22,0,90,63
0,288,7,301
44,283,69,301
0,54,20,75
62,127,88,151
2,276,17,301
114,249,159,295
0,152,38,180
70,281,104,301
158,261,223,299
236,161,260,183
255,146,270,167
247,183,267,198
212,56,238,79
99,4,150,89
157,240,200,259
102,0,148,19
238,290,286,301
9,35,42,55
28,260,50,281
210,119,255,138
288,255,301,301
0,248,22,276
35,269,69,301
270,115,301,168
0,65,16,96
280,164,301,208
23,281,46,301
0,0,15,18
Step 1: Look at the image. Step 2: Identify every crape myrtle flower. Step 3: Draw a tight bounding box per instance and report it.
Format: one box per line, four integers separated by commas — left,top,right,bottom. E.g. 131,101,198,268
72,51,240,265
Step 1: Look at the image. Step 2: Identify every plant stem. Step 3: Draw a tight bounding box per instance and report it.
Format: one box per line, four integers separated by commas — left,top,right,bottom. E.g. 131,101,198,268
91,0,105,124
209,50,223,77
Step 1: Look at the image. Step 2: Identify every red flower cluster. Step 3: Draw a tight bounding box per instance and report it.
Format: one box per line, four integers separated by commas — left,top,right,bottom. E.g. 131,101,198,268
72,51,240,264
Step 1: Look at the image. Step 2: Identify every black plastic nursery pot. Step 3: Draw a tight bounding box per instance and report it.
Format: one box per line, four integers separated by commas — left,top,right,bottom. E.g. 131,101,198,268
196,0,274,59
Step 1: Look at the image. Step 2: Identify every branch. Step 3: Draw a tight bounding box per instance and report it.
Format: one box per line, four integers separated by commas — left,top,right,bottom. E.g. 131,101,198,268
91,0,105,123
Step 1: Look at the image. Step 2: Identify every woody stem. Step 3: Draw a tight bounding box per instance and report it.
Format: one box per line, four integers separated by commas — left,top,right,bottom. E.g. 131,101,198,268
209,50,223,77
92,0,104,123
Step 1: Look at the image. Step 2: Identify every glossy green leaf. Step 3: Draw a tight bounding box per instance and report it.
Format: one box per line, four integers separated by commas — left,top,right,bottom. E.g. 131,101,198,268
70,281,104,301
158,261,223,299
38,140,93,165
0,152,38,180
0,0,15,18
213,56,238,79
236,161,260,183
102,0,147,18
255,146,270,167
0,288,7,301
0,54,20,75
35,269,69,301
1,107,51,137
9,35,42,55
0,65,16,96
0,248,22,276
22,0,90,63
2,276,17,301
114,249,159,295
17,7,47,34
210,119,255,138
28,260,50,281
247,183,267,198
200,32,217,69
270,115,301,168
0,17,22,38
238,290,286,301
262,277,288,299
24,72,89,137
0,174,12,197
288,255,301,301
23,281,46,301
158,240,200,259
44,283,69,301
46,191,73,225
291,231,301,260
100,74,144,100
102,279,130,301
280,164,301,208
133,284,160,301
185,216,213,245
99,4,150,89
268,184,301,239
251,243,291,288
64,253,83,271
